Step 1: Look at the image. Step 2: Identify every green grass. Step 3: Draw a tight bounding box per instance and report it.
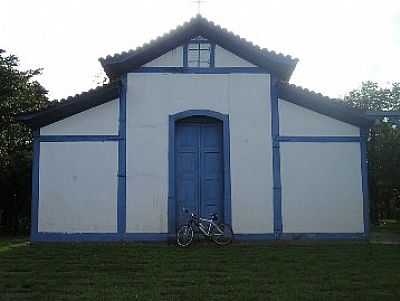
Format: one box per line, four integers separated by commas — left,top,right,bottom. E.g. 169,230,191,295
0,240,399,300
373,220,400,234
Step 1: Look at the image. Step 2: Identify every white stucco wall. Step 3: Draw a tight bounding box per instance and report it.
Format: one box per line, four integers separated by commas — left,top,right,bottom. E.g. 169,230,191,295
279,98,360,136
126,73,273,234
280,142,364,233
143,47,183,67
40,99,119,136
38,142,118,233
214,46,255,67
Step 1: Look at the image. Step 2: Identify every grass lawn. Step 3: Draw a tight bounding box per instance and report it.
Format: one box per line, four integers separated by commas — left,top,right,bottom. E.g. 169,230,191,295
370,220,400,244
0,239,400,300
372,220,400,234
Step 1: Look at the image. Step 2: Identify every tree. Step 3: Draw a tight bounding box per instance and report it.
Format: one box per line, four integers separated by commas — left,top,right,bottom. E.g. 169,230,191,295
344,81,400,223
0,49,49,234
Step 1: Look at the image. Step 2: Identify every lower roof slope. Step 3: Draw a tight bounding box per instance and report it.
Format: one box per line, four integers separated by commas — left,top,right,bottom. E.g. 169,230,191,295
16,82,120,129
278,82,374,128
16,79,373,130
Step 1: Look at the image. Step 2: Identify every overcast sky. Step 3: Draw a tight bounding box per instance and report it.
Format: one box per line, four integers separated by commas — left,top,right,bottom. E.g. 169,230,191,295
2,0,400,100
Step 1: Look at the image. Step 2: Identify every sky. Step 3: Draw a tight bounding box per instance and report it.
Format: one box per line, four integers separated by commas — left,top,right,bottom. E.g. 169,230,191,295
1,0,400,100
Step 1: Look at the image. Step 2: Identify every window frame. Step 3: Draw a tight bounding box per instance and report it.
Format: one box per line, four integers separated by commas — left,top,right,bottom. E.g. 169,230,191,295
183,38,215,68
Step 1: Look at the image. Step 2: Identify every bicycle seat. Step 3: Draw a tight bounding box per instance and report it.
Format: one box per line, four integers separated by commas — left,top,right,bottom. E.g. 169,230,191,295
210,213,218,221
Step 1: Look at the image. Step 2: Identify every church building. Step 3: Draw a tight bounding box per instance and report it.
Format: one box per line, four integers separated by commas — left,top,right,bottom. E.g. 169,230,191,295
18,15,373,242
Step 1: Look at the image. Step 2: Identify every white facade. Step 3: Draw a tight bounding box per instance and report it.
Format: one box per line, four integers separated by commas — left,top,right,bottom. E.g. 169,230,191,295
280,142,364,233
214,46,255,67
279,99,360,137
41,99,119,136
33,40,367,240
38,141,118,233
126,73,273,234
144,47,183,67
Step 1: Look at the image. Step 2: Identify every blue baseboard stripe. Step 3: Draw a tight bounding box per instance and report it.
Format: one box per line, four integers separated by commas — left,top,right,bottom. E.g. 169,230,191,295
32,232,366,242
278,136,361,143
235,234,275,241
280,233,367,240
32,233,169,242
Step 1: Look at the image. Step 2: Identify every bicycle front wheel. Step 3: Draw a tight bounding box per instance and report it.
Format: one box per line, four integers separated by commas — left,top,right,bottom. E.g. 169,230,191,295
211,224,233,246
177,225,194,247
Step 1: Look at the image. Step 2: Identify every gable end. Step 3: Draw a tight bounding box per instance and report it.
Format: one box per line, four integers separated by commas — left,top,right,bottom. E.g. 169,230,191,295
99,15,298,80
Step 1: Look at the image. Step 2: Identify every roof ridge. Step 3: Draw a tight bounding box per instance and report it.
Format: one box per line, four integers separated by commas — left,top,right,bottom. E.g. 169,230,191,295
99,15,298,66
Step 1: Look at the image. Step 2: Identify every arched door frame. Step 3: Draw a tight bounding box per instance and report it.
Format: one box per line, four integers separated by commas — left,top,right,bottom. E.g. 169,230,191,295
168,110,231,238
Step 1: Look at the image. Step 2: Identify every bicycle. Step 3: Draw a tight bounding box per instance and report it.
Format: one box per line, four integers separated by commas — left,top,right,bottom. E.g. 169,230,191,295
176,209,233,247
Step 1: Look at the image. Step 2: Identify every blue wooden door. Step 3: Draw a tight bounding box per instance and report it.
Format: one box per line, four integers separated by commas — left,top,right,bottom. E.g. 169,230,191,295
175,117,223,228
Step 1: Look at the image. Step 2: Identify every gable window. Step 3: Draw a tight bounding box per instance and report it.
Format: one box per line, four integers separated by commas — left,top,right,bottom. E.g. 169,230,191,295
185,37,214,68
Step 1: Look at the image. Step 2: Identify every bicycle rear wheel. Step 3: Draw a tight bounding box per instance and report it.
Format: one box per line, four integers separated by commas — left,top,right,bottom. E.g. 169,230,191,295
211,224,233,246
177,225,194,247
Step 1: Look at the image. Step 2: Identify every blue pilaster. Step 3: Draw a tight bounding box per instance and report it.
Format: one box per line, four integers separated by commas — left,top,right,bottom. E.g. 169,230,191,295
360,128,370,237
117,74,127,235
31,129,40,241
270,75,283,239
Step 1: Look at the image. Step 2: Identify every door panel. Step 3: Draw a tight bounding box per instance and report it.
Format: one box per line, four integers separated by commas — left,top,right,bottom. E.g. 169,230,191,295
175,119,224,229
175,125,199,227
200,124,223,221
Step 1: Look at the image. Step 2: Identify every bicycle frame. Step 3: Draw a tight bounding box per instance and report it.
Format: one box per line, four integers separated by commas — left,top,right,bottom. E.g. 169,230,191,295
189,214,224,237
177,209,233,247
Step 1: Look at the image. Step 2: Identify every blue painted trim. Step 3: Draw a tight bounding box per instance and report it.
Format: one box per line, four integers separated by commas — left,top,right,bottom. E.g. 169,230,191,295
210,43,216,68
168,110,232,238
278,136,361,143
168,115,176,240
123,233,168,241
183,44,188,67
270,76,282,239
39,135,121,142
280,233,367,240
360,128,370,237
117,74,127,234
223,115,232,225
188,39,212,44
32,233,168,242
31,130,40,241
235,234,275,241
130,67,269,74
31,231,366,242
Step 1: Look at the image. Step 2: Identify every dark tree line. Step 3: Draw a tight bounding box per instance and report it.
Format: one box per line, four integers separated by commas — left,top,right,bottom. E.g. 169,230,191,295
344,81,400,222
0,50,398,235
0,50,48,234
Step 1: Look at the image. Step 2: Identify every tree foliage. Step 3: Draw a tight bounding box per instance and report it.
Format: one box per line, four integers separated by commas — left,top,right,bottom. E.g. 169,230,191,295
344,81,400,222
0,49,48,234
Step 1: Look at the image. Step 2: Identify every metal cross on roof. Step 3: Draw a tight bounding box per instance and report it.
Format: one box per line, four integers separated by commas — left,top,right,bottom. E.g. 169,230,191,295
193,0,206,14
